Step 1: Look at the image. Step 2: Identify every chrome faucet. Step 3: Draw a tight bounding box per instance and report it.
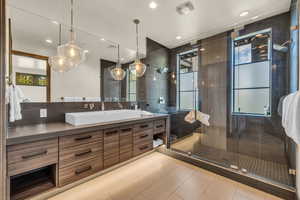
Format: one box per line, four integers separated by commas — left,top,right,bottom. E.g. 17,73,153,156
84,103,95,110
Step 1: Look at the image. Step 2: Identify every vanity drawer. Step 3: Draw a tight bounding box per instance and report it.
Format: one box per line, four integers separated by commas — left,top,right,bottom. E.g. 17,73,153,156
7,139,58,176
104,155,119,168
133,129,153,145
59,141,103,169
133,141,153,156
120,126,133,134
104,128,119,143
59,158,103,186
134,122,153,132
120,151,132,162
60,131,103,149
154,120,166,134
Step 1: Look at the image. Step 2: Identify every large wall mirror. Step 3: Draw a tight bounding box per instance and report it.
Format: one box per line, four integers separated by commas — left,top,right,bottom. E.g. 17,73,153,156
7,5,139,103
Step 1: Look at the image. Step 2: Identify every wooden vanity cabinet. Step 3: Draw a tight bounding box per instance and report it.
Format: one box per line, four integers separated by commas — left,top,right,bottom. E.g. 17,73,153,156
7,118,167,198
59,131,103,186
7,138,58,177
119,126,133,162
133,122,154,156
103,128,120,168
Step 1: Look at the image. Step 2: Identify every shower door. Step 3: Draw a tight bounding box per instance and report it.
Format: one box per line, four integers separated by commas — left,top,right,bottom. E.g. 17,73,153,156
233,29,294,187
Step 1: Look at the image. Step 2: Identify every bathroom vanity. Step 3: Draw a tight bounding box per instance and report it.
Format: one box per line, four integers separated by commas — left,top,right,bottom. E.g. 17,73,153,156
6,113,169,200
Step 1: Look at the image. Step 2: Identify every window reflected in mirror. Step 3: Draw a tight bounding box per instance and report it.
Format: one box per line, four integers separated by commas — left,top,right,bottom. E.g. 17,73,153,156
12,51,50,102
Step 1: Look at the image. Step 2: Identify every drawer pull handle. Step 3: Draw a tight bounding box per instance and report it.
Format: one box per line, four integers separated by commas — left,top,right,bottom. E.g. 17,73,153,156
156,125,163,128
75,135,92,141
121,128,132,132
105,130,118,135
75,149,92,157
139,145,149,150
140,125,149,128
22,150,48,160
75,166,92,175
140,134,149,139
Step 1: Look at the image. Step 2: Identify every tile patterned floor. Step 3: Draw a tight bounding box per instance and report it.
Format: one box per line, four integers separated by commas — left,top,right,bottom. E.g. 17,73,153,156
49,152,282,200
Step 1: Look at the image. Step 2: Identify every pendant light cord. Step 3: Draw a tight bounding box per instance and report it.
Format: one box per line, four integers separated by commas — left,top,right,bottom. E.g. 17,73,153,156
117,44,120,64
59,24,62,46
70,0,75,40
136,22,139,59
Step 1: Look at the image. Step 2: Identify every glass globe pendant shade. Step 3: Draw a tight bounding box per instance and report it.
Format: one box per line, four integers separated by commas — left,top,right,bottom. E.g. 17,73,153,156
48,55,72,73
111,63,126,81
57,39,84,68
129,59,147,77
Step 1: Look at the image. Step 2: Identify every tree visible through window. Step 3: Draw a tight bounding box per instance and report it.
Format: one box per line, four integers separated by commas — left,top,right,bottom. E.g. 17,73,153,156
177,49,199,110
233,29,272,116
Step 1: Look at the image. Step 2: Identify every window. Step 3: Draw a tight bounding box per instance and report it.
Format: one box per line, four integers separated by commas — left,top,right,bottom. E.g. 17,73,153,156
127,69,137,101
232,29,272,116
177,49,199,110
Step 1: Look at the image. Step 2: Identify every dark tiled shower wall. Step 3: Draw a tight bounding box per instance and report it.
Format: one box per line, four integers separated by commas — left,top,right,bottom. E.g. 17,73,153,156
136,38,170,112
8,102,132,127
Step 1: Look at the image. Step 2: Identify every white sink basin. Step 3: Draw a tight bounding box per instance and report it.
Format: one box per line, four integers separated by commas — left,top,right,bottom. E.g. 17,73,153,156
65,110,154,126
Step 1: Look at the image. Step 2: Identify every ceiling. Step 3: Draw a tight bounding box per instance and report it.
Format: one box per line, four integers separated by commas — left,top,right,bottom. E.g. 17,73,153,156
8,0,291,60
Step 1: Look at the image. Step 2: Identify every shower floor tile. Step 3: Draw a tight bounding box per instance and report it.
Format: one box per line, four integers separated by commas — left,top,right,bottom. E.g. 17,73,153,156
171,133,294,187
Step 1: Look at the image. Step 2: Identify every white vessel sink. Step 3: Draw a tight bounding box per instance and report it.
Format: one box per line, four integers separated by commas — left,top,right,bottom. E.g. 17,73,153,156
65,110,154,126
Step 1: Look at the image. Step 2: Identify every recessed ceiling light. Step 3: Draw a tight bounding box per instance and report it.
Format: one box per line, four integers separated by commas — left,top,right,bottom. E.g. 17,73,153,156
176,36,182,40
84,50,89,53
240,11,249,17
45,39,53,44
121,58,125,61
52,21,59,25
251,16,259,20
149,1,158,9
101,38,105,41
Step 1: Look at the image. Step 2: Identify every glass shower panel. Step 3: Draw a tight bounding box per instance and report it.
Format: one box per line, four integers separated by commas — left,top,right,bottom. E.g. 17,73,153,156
180,73,194,91
234,88,270,114
179,91,194,110
234,61,270,88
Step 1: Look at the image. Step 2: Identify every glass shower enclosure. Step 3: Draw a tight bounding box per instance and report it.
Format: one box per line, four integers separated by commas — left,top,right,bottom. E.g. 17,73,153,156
169,22,295,189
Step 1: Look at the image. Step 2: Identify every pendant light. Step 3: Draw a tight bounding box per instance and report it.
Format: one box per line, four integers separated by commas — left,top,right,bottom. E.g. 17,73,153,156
111,44,126,80
49,24,72,72
57,0,84,68
129,19,146,77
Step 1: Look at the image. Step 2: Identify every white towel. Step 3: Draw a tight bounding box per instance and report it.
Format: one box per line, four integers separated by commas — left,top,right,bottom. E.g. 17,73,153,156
196,111,210,126
184,110,210,126
8,85,24,122
184,110,197,124
282,91,300,144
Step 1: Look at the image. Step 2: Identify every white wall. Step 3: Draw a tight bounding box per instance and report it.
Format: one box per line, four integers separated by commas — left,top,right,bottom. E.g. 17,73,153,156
51,54,100,102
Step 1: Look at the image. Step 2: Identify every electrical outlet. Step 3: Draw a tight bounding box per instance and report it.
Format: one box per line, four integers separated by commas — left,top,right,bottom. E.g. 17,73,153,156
40,109,47,118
